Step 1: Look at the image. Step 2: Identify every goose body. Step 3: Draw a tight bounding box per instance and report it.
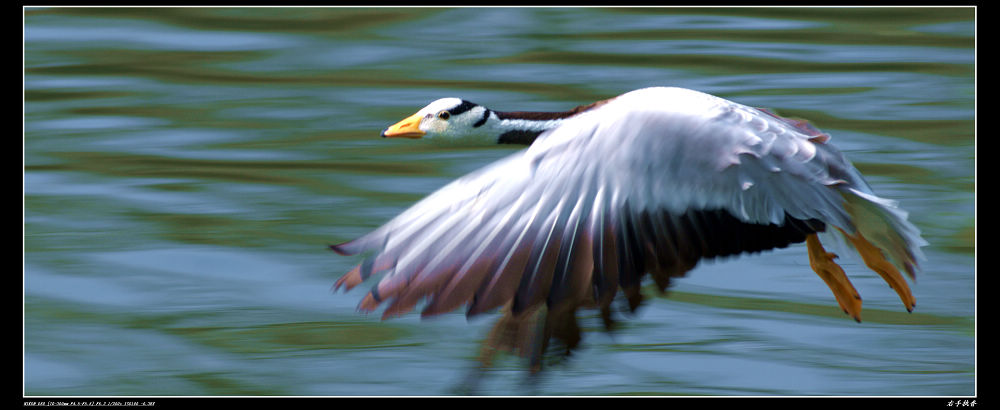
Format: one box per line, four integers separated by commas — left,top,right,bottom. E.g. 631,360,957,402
332,87,926,370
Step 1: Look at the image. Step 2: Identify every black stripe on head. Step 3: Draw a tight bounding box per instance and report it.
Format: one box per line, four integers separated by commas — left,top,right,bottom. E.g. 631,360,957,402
448,100,478,116
473,108,491,128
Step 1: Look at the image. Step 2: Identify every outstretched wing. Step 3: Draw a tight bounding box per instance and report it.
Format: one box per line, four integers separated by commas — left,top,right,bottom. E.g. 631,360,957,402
332,87,923,319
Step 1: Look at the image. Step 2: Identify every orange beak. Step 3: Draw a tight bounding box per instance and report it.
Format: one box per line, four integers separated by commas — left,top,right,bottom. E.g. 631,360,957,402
381,112,426,139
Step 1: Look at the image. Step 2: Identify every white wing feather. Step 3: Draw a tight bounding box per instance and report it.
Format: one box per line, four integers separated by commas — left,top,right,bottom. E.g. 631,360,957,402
333,87,924,318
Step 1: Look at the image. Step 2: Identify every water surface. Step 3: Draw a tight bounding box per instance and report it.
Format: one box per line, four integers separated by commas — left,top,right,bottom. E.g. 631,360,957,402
24,6,975,396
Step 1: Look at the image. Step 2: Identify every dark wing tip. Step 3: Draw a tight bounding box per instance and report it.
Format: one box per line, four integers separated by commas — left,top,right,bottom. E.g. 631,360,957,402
755,107,831,144
332,264,364,292
329,241,356,255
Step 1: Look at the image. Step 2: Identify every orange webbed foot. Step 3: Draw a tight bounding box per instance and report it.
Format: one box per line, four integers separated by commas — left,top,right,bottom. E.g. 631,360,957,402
806,234,863,322
839,229,916,313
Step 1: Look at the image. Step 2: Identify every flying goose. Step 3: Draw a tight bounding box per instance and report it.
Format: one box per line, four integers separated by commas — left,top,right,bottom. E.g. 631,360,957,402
331,87,926,371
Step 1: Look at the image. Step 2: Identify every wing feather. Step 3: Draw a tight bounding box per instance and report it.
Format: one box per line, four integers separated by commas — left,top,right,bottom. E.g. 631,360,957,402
334,87,925,318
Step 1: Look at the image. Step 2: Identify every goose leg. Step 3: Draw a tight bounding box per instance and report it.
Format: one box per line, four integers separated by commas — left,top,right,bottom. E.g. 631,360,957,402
805,234,863,322
526,309,550,374
840,230,916,312
454,304,547,393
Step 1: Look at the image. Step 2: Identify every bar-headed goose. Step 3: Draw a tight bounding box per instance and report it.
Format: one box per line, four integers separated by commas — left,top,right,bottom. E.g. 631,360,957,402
331,87,926,371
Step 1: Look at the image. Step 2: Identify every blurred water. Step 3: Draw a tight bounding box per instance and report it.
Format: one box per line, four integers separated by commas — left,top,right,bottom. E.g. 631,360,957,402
24,7,975,396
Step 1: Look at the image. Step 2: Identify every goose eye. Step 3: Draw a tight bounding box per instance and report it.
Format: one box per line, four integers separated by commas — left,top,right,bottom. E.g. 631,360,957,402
437,111,450,120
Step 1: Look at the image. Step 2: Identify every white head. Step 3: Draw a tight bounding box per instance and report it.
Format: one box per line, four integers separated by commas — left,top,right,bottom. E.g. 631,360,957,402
381,98,497,144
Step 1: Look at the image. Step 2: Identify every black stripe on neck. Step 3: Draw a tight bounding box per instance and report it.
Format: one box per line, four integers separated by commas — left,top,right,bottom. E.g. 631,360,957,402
498,130,544,145
494,98,613,121
473,108,490,128
495,110,573,121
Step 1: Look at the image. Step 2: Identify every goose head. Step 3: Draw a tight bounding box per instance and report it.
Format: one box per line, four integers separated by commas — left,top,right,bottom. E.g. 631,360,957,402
381,97,590,145
381,98,496,144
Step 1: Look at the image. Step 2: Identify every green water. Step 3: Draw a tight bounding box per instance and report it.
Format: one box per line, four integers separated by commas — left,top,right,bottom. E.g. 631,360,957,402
24,7,974,396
